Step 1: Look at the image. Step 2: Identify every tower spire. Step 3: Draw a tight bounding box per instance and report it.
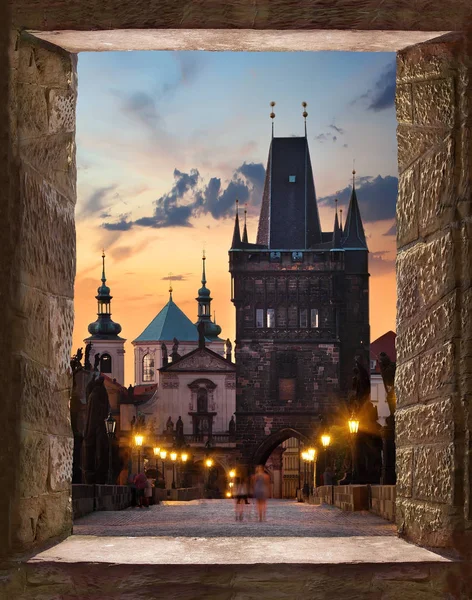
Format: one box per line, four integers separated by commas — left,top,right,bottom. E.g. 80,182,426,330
343,167,367,249
270,101,276,139
201,250,207,286
168,272,173,301
231,199,241,248
302,102,308,137
242,204,249,244
339,208,343,234
195,252,222,340
87,251,122,339
332,199,342,248
101,248,106,283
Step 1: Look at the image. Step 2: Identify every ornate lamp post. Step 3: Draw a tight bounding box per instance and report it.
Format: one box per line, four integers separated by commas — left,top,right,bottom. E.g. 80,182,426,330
159,449,167,487
105,413,116,485
301,451,309,495
348,415,360,484
170,451,177,489
181,452,188,488
205,457,214,494
134,433,144,474
153,446,160,480
307,447,316,492
321,433,331,474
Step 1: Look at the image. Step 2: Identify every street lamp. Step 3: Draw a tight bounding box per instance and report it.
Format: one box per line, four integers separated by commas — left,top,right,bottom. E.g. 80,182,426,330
160,449,167,487
205,457,214,495
321,433,331,474
229,469,236,479
307,449,316,493
134,433,144,474
105,413,116,485
348,414,360,483
170,451,177,489
153,446,160,480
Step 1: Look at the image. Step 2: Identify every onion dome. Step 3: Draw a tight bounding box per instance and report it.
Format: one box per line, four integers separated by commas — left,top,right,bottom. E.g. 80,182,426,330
86,251,123,340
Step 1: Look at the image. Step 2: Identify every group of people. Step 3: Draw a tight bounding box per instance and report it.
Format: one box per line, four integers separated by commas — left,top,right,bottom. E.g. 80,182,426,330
234,465,270,522
132,472,153,508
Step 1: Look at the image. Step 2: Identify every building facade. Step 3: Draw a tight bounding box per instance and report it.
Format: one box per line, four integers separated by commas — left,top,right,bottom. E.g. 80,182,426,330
229,130,370,465
370,330,396,426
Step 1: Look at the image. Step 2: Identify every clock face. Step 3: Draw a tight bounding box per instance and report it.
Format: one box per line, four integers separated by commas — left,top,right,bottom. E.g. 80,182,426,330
292,251,303,262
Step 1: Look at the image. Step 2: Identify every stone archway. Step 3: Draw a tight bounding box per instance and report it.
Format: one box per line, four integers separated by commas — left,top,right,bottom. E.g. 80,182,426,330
253,428,309,466
2,0,472,560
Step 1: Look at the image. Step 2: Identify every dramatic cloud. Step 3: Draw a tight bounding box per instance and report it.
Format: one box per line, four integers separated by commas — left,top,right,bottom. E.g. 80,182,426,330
102,162,266,232
329,124,344,135
117,91,161,132
314,123,345,144
384,223,396,236
161,273,193,281
352,62,396,112
78,185,116,220
318,175,398,223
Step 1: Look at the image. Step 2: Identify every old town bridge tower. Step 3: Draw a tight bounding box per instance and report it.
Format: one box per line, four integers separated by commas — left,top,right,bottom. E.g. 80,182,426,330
229,111,370,465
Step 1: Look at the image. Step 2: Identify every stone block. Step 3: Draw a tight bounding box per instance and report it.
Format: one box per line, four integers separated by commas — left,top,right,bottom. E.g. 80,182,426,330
18,429,49,498
396,246,420,323
418,232,455,309
396,399,455,447
19,133,76,200
16,82,48,139
396,125,448,173
395,358,419,408
396,292,456,362
396,165,419,247
396,497,453,548
19,168,76,297
412,79,455,127
48,295,74,378
397,39,458,84
48,89,75,134
18,40,77,90
12,491,72,551
13,284,50,366
413,444,454,504
395,84,413,124
49,436,73,492
17,356,71,436
419,342,455,400
396,448,413,498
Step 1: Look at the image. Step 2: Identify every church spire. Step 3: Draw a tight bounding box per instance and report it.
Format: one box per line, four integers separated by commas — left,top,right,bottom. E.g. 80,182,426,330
87,251,122,339
332,199,342,248
302,102,308,137
242,204,249,244
343,169,367,249
270,101,276,139
231,199,241,248
195,252,222,340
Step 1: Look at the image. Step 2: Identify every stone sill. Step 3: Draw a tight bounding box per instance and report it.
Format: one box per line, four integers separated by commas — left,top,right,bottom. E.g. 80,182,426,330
30,535,452,566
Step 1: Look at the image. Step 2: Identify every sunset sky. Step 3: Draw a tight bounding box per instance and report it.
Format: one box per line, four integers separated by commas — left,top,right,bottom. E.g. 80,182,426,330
74,50,398,386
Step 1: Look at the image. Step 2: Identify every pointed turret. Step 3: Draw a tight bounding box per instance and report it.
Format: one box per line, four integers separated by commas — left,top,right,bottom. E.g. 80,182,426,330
242,205,249,244
195,252,222,341
332,199,342,248
87,251,123,339
339,208,343,235
343,170,367,249
231,200,241,248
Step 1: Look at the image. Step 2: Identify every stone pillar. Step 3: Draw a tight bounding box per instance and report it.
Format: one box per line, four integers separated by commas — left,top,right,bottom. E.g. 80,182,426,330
395,33,472,551
4,33,77,554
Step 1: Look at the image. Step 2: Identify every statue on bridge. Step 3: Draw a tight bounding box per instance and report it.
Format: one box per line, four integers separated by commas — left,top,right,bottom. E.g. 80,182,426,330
83,376,110,484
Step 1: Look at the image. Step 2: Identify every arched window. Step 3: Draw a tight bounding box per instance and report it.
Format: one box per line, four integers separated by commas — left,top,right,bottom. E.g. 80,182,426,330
143,354,154,382
197,388,208,413
100,353,112,373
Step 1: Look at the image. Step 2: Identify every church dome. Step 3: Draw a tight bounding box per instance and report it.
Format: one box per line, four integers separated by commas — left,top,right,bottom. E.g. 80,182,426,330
88,317,122,337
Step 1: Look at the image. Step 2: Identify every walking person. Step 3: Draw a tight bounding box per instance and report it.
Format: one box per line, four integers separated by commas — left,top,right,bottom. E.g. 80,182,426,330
144,475,153,508
134,472,147,508
234,477,249,521
252,465,270,522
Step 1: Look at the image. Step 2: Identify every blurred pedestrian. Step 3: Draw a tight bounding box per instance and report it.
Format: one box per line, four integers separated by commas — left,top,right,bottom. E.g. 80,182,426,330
134,472,148,508
234,477,249,521
252,465,270,522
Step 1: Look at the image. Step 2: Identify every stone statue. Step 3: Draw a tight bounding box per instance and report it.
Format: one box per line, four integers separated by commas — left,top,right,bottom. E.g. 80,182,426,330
225,338,232,361
70,347,84,373
228,415,236,436
128,384,134,400
137,413,146,429
351,356,371,409
379,352,396,416
84,342,93,371
83,376,110,484
85,373,97,404
94,352,101,371
176,416,184,444
166,416,174,433
171,338,180,362
130,415,136,430
161,343,168,367
197,320,206,349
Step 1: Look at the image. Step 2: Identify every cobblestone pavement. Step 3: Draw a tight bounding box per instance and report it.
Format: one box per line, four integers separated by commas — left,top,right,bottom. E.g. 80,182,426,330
73,499,396,538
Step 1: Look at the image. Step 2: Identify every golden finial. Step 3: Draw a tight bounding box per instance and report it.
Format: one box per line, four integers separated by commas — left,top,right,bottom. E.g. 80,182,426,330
236,198,239,216
270,101,276,138
102,248,105,258
335,198,338,217
352,160,356,188
302,102,308,136
340,208,343,230
168,272,173,297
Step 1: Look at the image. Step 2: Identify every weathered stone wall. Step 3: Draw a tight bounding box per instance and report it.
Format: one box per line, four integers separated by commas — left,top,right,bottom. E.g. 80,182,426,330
4,33,77,554
370,485,396,522
395,33,472,551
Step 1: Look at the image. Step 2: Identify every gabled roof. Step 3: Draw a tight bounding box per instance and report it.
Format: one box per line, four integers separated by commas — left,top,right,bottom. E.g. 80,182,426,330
371,331,396,374
133,296,201,343
160,346,235,373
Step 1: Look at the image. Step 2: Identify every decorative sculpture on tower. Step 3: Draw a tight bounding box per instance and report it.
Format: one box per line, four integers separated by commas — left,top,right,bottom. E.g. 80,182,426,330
379,351,397,484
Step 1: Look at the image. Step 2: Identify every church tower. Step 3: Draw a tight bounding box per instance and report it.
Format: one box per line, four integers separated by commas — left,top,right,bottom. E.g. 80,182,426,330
195,251,223,342
85,251,126,385
229,104,369,463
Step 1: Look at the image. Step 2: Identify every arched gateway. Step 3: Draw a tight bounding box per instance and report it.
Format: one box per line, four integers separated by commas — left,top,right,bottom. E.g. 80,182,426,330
253,428,309,466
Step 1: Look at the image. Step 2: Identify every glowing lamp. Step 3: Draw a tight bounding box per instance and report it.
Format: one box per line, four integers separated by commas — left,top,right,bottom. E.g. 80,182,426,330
226,492,232,498
134,434,144,447
348,416,359,434
301,451,309,461
321,434,331,448
181,453,188,462
229,470,236,478
153,446,161,456
308,448,316,460
170,452,177,461
160,450,167,460
205,458,214,468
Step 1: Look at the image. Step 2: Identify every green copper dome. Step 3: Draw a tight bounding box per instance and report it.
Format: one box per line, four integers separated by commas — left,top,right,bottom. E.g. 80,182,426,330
86,252,123,340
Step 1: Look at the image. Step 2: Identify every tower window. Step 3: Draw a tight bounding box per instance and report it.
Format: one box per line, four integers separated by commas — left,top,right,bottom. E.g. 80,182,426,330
288,175,296,183
256,308,264,328
100,353,112,373
143,354,154,382
267,308,275,328
299,309,308,328
311,309,319,328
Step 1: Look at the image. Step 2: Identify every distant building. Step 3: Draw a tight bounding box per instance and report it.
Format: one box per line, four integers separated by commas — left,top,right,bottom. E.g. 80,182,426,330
370,330,396,426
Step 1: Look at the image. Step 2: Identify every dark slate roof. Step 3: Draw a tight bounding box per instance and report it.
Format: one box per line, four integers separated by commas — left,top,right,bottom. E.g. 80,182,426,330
133,296,202,343
256,136,322,250
343,186,367,249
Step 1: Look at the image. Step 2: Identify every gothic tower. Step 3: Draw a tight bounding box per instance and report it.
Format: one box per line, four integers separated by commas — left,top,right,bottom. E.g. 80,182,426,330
229,110,369,464
85,251,126,385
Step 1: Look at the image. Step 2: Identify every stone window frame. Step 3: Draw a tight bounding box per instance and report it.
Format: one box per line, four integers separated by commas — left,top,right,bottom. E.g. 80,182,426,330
99,353,112,374
142,353,155,382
